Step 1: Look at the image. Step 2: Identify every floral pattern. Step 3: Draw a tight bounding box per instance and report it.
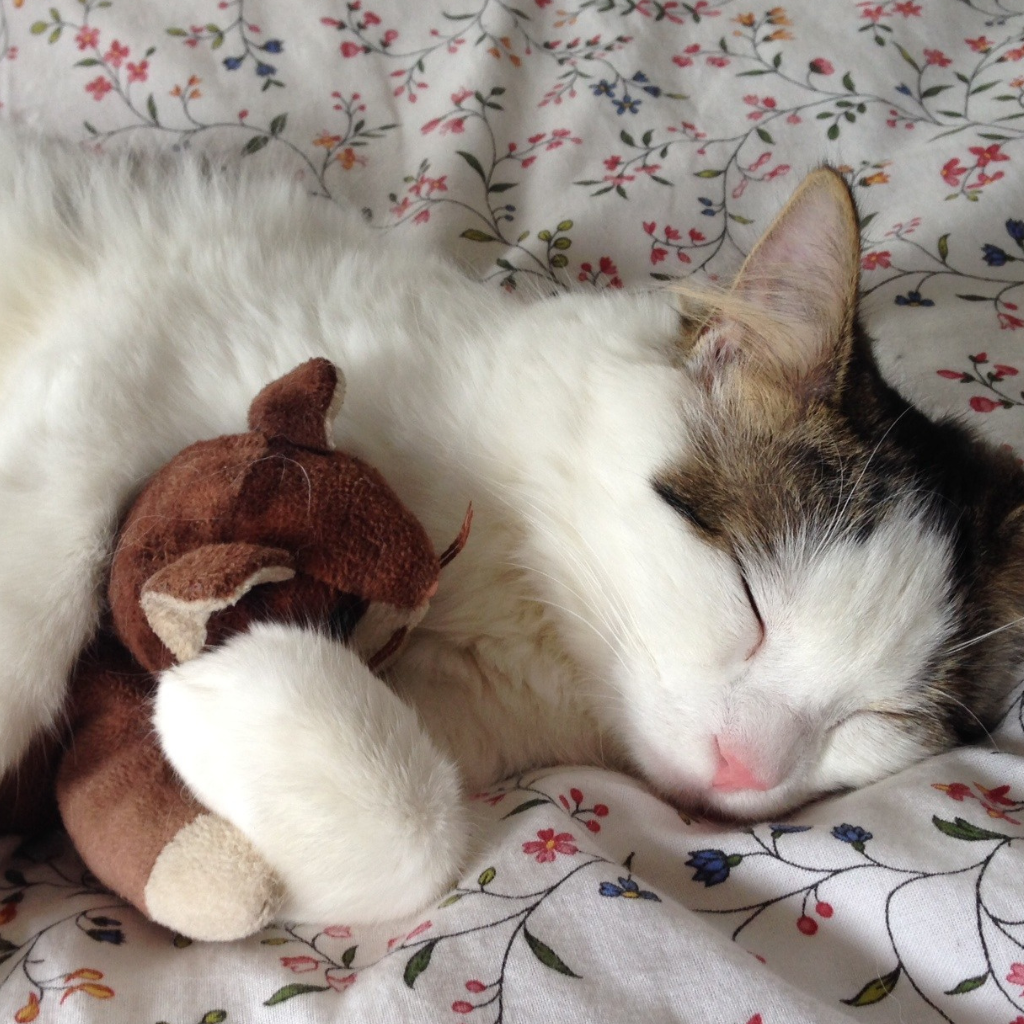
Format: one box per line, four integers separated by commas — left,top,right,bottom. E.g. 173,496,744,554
3,0,1024,1020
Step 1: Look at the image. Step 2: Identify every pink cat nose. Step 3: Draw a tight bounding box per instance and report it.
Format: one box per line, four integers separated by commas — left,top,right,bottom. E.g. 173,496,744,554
711,739,771,792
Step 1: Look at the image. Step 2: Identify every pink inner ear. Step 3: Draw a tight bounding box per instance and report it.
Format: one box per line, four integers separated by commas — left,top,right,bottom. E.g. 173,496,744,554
749,185,845,289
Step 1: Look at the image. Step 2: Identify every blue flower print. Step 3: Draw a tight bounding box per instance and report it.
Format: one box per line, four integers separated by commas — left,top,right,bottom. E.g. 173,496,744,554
614,94,641,115
592,79,616,97
983,243,1010,267
256,62,276,77
1007,218,1024,247
894,290,934,307
222,55,243,70
262,39,283,53
832,823,873,845
599,876,661,900
631,71,661,97
686,848,741,886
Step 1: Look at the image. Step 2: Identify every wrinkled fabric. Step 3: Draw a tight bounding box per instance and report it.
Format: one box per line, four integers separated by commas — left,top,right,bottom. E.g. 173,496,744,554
2,1,1024,1020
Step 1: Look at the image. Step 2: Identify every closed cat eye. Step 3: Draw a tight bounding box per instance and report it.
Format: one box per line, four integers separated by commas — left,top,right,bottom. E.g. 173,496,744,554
740,573,766,658
652,481,714,533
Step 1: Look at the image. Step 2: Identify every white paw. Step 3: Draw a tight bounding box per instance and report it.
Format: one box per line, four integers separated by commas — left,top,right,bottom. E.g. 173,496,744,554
154,622,469,925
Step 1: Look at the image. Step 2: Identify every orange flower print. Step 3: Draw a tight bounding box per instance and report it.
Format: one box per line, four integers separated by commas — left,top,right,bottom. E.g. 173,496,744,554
14,994,39,1023
336,147,367,170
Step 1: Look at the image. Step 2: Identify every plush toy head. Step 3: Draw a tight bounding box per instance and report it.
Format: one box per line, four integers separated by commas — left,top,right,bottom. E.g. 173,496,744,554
110,357,449,674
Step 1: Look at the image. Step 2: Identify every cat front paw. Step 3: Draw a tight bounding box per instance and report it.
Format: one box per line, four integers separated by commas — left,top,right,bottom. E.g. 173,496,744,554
153,622,470,925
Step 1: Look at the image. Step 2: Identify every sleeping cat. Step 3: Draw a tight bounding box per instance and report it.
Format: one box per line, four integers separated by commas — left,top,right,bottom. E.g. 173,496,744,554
0,126,1022,933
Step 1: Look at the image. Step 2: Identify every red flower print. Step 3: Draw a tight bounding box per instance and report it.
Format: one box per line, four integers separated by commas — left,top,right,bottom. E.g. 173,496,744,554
995,365,1020,377
598,257,617,277
966,36,993,53
75,26,99,50
282,956,320,973
643,220,656,235
673,55,693,67
861,251,892,271
451,87,473,105
970,396,1002,413
650,247,668,264
796,915,818,935
1007,963,1024,990
594,803,609,816
664,225,681,241
340,41,363,57
969,144,1009,167
85,76,112,100
859,4,885,21
125,60,148,83
439,118,465,135
706,55,729,67
933,781,973,800
324,924,352,939
937,370,966,380
809,58,834,74
406,920,432,941
924,49,951,66
604,155,622,171
893,0,921,14
522,828,578,863
816,901,834,918
978,783,1015,806
326,972,356,991
465,980,487,993
941,158,967,187
585,819,601,832
104,40,129,67
999,313,1024,330
453,1002,474,1014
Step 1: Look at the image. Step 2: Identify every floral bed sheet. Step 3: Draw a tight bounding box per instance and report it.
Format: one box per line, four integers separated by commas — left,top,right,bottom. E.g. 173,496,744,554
3,0,1024,1021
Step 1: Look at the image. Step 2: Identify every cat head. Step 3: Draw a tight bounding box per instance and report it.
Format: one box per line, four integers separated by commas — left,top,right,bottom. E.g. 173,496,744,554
538,168,1024,820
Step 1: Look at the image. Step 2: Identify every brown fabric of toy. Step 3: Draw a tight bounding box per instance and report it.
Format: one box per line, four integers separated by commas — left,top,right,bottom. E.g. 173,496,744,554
110,358,441,673
56,636,203,913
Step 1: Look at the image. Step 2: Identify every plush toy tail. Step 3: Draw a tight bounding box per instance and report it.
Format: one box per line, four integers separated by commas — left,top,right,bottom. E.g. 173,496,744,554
58,639,283,941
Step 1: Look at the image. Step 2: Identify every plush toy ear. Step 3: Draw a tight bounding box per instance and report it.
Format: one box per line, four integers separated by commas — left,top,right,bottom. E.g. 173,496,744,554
686,167,860,410
247,358,346,449
141,543,295,663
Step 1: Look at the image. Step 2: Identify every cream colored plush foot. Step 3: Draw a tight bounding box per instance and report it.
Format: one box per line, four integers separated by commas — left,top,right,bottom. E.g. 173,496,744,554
143,813,284,942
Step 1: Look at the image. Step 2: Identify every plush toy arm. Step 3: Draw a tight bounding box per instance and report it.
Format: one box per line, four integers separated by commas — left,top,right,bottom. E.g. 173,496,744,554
139,543,295,664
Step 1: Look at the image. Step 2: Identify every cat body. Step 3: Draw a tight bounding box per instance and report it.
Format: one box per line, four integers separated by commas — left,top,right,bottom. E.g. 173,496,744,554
1,127,1022,924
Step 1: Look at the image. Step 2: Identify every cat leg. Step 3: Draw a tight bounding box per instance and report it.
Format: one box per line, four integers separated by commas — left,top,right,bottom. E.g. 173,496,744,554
153,621,471,925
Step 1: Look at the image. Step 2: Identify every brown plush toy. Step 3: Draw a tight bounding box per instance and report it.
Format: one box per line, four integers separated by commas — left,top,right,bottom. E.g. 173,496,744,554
6,358,466,942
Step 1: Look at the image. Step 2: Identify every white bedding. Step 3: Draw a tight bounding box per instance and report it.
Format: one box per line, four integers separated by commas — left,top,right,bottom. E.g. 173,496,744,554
2,0,1024,1020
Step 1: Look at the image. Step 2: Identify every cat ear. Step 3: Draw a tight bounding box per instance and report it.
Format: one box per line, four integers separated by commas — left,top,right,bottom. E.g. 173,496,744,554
686,167,861,409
